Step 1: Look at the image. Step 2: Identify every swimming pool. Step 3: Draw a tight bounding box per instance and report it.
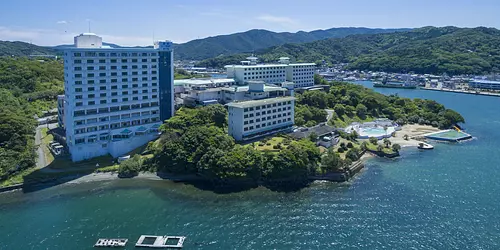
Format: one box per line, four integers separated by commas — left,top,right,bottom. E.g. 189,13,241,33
357,126,396,139
425,129,472,142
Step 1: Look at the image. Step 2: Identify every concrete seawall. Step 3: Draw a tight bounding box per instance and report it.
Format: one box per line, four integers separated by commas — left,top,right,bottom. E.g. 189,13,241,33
0,184,23,193
311,160,365,182
421,87,500,97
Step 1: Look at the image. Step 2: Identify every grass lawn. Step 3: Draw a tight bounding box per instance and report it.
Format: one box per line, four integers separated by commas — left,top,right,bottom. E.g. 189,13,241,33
46,154,116,170
252,137,288,152
329,114,375,128
0,168,37,187
40,128,55,164
365,142,396,154
332,138,361,159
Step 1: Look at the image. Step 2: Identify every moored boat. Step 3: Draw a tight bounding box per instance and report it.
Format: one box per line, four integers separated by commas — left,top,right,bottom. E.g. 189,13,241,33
418,142,434,150
94,238,128,247
373,81,418,89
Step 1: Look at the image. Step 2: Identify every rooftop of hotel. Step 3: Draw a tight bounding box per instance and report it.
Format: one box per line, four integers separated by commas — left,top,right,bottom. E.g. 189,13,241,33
173,78,235,86
225,62,316,68
221,85,286,93
227,96,295,108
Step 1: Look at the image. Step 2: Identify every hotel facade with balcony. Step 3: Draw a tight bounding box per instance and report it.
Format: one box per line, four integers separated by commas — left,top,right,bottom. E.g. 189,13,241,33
227,96,296,141
60,33,173,161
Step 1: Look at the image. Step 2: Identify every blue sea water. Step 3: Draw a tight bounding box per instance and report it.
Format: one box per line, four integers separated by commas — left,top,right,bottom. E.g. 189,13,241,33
1,81,500,249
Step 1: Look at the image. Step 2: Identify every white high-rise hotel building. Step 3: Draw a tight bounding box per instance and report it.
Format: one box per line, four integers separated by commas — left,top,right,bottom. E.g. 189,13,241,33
61,33,174,161
225,57,315,88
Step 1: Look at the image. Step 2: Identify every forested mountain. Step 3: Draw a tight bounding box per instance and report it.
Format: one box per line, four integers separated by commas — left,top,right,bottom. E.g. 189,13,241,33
1,27,408,59
197,26,500,75
0,58,64,180
173,28,409,60
0,41,57,57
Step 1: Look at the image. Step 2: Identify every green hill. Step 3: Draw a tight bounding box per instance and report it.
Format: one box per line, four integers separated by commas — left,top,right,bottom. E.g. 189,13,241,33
173,27,409,60
197,26,500,75
0,41,57,57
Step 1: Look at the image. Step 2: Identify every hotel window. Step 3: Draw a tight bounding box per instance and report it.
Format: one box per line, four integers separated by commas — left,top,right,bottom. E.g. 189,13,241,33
100,100,107,104
75,80,83,85
100,93,106,97
133,90,139,94
87,73,94,77
75,88,83,92
74,67,82,71
112,99,118,103
88,87,95,91
88,94,95,98
75,95,83,99
142,96,148,100
99,73,106,77
122,91,129,95
75,74,82,78
88,101,95,105
74,53,82,57
87,60,94,64
76,102,83,107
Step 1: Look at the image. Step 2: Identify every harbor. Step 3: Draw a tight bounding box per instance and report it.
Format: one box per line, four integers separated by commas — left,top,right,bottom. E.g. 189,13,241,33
0,77,496,249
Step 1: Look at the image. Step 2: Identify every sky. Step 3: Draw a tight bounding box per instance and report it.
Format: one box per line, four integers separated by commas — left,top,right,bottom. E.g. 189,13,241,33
1,0,500,46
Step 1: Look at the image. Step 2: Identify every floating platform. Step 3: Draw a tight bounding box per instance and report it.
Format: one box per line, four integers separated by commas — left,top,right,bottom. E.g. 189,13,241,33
94,238,128,247
135,235,186,248
424,129,472,142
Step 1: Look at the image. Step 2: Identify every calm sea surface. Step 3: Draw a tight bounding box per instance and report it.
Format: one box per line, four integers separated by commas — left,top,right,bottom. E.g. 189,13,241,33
1,81,500,249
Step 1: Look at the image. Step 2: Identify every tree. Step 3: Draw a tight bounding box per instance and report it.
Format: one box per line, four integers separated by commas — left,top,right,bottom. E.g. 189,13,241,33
403,134,409,140
392,144,402,152
350,130,359,141
334,104,346,117
118,155,142,177
356,104,368,119
308,132,318,142
346,142,353,148
377,144,384,152
369,137,378,145
346,148,361,162
361,141,368,151
383,138,392,148
321,148,342,171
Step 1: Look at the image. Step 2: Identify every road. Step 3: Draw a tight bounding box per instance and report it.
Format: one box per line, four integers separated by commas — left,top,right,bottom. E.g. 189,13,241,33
35,123,58,169
325,109,335,122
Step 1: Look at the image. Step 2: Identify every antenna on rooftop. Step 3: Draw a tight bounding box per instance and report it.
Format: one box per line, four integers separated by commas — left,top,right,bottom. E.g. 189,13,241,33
88,20,91,33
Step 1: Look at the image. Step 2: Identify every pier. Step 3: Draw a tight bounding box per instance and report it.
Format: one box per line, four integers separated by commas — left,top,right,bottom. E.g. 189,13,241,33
421,87,500,97
135,235,186,248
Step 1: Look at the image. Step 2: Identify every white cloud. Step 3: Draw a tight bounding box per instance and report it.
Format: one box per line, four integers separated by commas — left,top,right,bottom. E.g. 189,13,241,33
56,20,68,24
256,15,297,26
0,26,155,46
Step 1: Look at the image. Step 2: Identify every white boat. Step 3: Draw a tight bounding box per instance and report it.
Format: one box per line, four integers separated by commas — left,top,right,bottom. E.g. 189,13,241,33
94,238,128,247
418,142,434,150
